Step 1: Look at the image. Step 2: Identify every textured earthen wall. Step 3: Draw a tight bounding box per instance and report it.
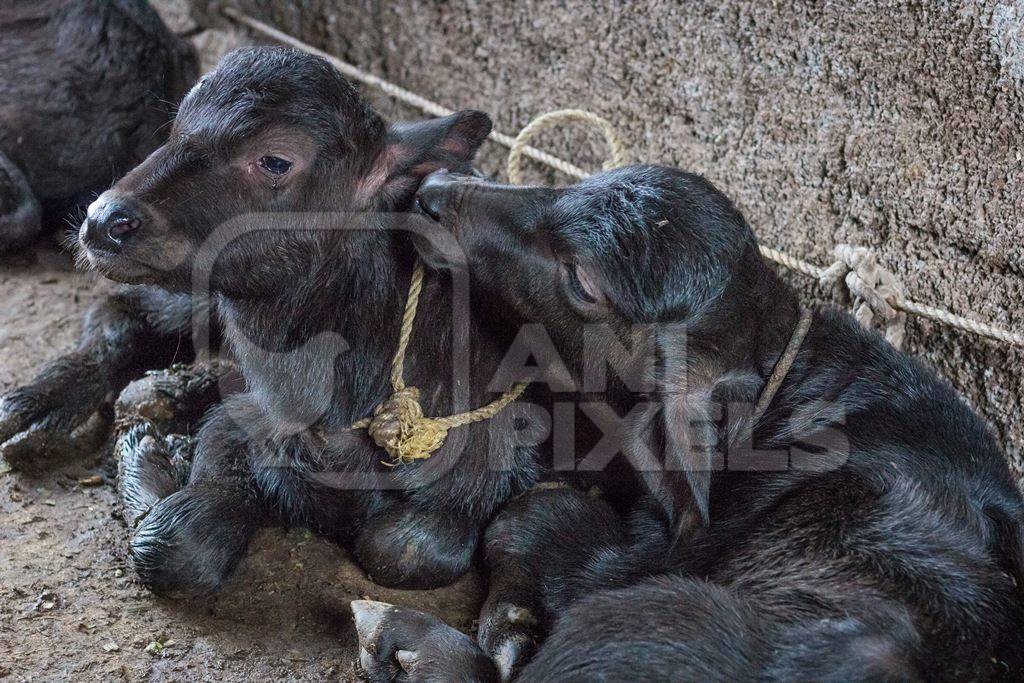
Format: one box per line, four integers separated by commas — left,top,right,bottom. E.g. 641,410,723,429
171,1,1023,470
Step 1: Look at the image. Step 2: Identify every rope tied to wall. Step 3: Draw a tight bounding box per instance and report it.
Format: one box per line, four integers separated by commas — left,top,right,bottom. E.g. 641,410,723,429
222,7,1024,351
819,245,907,348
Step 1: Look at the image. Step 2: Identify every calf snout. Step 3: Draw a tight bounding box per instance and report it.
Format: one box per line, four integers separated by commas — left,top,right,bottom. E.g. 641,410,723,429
81,193,145,253
416,170,495,219
415,169,458,221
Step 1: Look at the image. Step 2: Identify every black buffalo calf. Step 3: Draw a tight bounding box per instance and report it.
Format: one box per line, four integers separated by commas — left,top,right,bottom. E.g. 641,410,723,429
353,166,1024,681
7,46,545,595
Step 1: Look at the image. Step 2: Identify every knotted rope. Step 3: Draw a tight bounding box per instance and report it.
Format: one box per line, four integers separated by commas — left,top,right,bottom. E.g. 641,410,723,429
223,8,1024,351
759,244,1024,348
818,245,907,348
349,261,530,464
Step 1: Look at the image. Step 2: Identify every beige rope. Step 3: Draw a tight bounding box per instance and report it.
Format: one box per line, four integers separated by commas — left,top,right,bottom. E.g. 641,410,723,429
759,244,1024,348
222,8,1023,350
349,260,530,464
507,109,628,184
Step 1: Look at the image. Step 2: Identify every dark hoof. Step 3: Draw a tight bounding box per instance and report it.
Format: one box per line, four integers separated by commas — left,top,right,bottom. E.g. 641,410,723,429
351,600,498,683
116,420,193,527
0,354,111,472
478,603,540,681
0,396,109,472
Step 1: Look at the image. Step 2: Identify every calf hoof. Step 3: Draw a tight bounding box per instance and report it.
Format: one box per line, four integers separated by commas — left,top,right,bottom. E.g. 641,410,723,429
0,361,110,472
478,602,541,681
0,349,115,472
130,486,250,597
354,508,478,589
0,409,109,472
116,420,193,527
351,600,498,683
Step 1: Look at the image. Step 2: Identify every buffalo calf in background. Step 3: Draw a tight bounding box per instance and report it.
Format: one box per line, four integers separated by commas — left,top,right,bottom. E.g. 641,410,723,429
0,0,197,253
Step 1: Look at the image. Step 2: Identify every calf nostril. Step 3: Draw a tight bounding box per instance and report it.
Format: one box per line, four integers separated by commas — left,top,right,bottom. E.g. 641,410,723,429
108,216,141,241
415,194,442,221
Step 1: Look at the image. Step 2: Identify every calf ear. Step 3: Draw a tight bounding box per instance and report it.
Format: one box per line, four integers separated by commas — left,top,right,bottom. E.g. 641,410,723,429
358,110,492,206
625,400,712,548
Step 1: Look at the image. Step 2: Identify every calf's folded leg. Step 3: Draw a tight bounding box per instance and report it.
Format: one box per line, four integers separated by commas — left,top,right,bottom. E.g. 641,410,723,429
353,501,482,590
115,361,236,523
478,485,669,679
355,485,668,680
127,401,265,597
0,286,207,469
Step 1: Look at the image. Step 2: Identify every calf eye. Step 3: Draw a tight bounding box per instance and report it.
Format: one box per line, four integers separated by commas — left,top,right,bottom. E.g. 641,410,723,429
563,262,602,305
258,155,293,175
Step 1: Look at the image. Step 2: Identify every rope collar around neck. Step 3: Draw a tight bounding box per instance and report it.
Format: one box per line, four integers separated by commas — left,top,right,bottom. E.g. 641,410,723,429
350,259,530,464
751,308,814,425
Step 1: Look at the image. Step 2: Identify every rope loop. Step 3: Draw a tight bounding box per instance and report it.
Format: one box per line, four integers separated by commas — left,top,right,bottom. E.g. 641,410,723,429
507,109,627,185
819,244,907,348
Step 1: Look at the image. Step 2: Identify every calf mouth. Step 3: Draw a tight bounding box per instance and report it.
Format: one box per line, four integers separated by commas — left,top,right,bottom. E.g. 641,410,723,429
74,222,171,286
78,246,162,285
76,192,180,285
408,170,472,269
414,170,458,227
414,169,492,227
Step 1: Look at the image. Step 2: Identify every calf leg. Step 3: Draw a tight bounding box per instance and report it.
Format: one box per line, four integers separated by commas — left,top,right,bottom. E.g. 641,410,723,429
115,361,237,526
0,286,209,469
0,149,41,253
353,501,481,590
479,485,668,679
126,399,266,597
117,421,193,527
355,485,668,680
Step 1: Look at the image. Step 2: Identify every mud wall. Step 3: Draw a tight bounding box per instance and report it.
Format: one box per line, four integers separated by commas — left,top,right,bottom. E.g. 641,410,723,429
161,0,1024,471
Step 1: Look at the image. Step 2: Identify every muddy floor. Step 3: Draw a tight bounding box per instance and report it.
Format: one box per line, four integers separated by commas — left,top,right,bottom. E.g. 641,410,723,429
0,241,482,681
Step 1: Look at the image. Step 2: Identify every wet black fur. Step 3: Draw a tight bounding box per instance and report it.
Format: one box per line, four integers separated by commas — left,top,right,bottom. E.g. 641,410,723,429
358,166,1024,681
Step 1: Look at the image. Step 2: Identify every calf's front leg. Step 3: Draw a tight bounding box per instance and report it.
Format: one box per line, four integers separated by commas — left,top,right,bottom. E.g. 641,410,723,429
0,286,208,470
122,398,266,597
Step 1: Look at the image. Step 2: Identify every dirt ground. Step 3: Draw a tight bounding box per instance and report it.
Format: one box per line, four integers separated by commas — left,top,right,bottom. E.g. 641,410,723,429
0,242,483,681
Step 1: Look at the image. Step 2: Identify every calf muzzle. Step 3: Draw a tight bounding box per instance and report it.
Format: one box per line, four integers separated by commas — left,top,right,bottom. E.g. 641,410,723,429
81,194,145,253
